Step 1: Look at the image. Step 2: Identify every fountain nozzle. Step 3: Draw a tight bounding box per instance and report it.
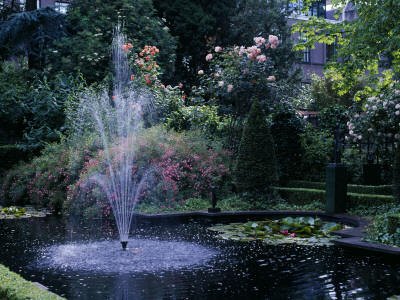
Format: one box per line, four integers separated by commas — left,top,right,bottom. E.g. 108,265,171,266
121,241,128,250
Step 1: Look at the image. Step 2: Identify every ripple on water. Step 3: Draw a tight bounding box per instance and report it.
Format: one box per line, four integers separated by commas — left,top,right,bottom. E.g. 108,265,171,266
36,238,218,274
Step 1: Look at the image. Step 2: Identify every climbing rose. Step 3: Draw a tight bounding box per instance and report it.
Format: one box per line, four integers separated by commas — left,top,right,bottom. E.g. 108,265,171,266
267,76,276,82
218,81,224,87
215,46,222,52
206,54,213,61
227,84,233,92
198,70,204,75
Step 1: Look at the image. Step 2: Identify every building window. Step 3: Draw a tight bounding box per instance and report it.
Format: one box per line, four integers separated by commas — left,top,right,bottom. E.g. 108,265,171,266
55,1,69,14
19,0,25,11
326,42,337,62
299,32,310,63
287,0,326,18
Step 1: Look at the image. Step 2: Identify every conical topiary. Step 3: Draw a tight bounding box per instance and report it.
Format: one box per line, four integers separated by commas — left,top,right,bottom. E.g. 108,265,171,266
235,99,277,192
394,143,400,204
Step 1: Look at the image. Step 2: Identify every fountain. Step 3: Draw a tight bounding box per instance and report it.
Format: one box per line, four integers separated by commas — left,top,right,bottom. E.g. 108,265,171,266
73,26,153,250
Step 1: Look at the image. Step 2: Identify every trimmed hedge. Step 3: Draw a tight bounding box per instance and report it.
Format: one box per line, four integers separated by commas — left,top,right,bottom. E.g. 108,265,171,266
272,187,395,209
287,180,393,196
286,180,326,190
387,214,400,234
272,187,325,206
0,264,65,299
347,193,395,208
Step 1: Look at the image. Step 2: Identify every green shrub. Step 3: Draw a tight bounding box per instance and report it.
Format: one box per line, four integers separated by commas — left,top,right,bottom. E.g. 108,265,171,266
347,193,395,207
363,205,400,247
286,180,326,190
388,214,400,235
287,180,393,195
318,105,349,133
271,107,304,184
299,126,333,181
272,187,325,206
235,99,277,192
65,126,233,217
0,145,29,173
347,184,393,195
273,185,395,208
342,146,363,184
0,264,65,299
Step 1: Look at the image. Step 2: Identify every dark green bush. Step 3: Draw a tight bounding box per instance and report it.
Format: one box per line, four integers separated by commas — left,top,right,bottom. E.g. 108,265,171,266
0,264,65,299
286,180,326,190
0,145,29,173
299,126,333,181
273,185,395,208
318,105,348,133
272,187,325,206
287,180,393,195
388,214,400,235
347,184,393,196
271,107,304,185
235,99,277,192
347,193,395,207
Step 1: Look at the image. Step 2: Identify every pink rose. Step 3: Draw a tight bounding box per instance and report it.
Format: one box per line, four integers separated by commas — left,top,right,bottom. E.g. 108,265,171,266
206,54,213,61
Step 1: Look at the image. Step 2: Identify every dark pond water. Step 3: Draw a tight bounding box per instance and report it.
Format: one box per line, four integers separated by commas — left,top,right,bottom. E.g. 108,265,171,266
1,215,400,299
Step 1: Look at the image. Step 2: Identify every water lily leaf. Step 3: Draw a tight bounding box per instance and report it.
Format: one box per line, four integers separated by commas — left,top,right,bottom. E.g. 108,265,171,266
282,217,293,226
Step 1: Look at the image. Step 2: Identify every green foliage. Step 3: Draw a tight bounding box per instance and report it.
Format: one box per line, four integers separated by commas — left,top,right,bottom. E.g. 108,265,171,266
0,6,67,70
0,264,65,300
209,217,344,245
342,147,363,184
347,193,395,208
299,126,333,181
21,73,86,152
153,0,233,85
272,187,325,206
271,107,305,184
286,180,393,195
363,205,400,247
64,126,232,217
388,214,400,235
293,0,400,93
309,73,370,111
0,145,29,174
0,142,79,212
235,100,277,192
0,66,31,144
394,144,400,203
48,0,177,83
318,105,348,133
229,0,302,83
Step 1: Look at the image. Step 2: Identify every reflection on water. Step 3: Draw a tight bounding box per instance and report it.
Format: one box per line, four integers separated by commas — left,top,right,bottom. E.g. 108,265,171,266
0,216,400,299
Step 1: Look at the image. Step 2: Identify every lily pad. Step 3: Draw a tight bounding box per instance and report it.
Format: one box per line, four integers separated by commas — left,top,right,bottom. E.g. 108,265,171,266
208,217,348,246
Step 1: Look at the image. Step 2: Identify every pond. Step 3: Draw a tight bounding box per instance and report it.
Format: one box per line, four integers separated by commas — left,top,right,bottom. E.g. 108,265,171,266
1,215,400,299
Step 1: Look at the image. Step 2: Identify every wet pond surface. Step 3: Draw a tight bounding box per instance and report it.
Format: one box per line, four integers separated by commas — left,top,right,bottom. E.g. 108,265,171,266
0,215,400,299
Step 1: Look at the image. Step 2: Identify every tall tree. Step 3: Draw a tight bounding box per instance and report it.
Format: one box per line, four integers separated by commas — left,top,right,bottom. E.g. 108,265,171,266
47,0,177,83
292,0,400,92
235,99,277,192
152,0,233,86
0,6,67,70
229,0,302,82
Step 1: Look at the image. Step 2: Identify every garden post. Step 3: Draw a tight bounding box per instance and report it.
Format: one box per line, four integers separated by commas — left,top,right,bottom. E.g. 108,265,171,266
325,163,347,213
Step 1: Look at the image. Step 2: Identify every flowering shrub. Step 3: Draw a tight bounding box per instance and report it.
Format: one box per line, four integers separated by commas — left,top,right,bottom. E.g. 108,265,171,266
0,139,101,213
124,43,221,133
347,73,400,144
199,36,279,118
64,126,232,217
